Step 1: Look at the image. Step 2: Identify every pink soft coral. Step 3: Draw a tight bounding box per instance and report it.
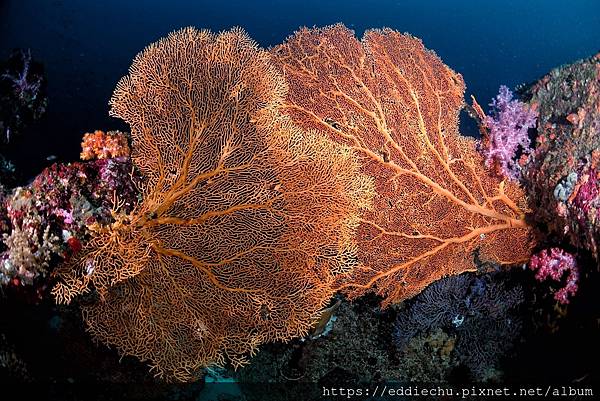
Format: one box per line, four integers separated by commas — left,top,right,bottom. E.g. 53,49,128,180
483,85,537,180
529,247,579,304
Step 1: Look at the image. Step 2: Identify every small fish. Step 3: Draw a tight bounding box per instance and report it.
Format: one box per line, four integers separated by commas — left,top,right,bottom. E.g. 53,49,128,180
46,155,57,162
310,299,341,338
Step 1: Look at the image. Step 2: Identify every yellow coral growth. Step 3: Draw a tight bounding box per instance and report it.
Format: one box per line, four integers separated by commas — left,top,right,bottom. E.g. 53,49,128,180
272,24,534,306
53,27,372,381
80,130,130,160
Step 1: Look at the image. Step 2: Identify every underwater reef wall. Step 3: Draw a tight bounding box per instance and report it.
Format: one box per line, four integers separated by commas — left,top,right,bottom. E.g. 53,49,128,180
523,52,600,260
12,23,600,388
0,133,137,288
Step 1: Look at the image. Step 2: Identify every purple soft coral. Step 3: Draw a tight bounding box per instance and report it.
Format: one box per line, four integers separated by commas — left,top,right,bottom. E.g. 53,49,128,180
483,85,537,180
529,247,579,304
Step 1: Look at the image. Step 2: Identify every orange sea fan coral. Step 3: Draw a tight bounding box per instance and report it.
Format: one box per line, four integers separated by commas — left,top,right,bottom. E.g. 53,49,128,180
271,24,534,306
80,129,130,160
53,27,372,381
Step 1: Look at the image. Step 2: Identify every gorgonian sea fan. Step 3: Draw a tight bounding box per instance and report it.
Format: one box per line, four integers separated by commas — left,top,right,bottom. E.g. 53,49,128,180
51,23,537,381
394,272,524,381
52,27,373,381
272,24,534,306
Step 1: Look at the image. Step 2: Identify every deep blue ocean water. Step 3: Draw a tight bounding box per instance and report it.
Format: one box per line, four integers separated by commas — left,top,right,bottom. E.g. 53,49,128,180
0,0,599,179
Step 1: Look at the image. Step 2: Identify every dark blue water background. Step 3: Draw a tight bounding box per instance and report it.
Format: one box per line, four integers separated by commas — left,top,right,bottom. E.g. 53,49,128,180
1,0,599,180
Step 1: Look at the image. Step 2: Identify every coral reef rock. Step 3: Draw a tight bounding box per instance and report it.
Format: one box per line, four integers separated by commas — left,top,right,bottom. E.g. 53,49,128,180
524,52,600,261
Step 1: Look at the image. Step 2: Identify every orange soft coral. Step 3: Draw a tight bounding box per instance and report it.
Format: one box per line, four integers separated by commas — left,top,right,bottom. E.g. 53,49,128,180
80,130,130,160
